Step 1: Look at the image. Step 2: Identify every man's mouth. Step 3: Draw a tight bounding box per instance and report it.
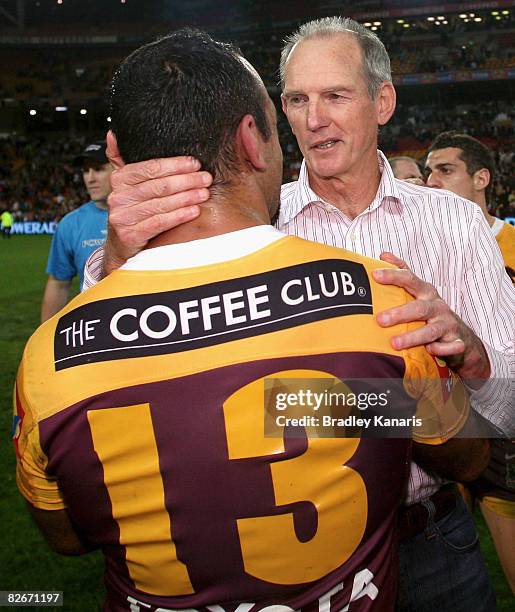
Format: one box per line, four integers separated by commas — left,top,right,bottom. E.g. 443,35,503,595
312,140,339,150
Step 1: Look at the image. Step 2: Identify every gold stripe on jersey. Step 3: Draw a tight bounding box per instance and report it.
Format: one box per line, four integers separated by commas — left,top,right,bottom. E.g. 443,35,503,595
88,404,194,595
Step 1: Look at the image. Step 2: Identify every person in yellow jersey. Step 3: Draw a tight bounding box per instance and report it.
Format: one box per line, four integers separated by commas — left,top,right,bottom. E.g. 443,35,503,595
426,131,515,282
14,29,479,612
426,131,515,593
1,208,13,238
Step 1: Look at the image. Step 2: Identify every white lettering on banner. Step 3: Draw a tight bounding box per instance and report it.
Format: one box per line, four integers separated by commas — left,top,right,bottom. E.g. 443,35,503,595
109,285,273,343
223,290,247,325
179,300,200,334
110,309,139,342
281,272,356,307
60,318,100,347
247,285,271,320
54,260,374,369
8,223,106,237
11,222,57,235
305,276,320,301
200,295,222,330
82,238,106,248
140,305,177,339
126,570,377,611
281,279,304,306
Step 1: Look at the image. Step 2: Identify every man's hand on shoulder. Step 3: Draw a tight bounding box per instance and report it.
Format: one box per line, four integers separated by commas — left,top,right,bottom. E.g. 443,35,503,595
372,252,491,386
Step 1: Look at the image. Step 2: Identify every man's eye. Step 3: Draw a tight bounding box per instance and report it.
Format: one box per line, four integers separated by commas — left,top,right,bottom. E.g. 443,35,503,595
289,96,303,105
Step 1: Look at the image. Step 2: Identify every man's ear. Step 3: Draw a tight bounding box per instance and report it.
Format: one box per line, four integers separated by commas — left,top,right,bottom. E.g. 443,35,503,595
376,81,396,126
473,167,490,192
236,114,267,171
280,94,287,115
280,94,295,135
106,130,125,169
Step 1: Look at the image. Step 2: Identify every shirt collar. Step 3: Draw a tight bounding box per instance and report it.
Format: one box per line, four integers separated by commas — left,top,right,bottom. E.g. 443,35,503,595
280,150,402,224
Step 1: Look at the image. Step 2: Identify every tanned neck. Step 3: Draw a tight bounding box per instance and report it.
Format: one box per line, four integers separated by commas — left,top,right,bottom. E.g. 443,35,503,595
146,183,271,250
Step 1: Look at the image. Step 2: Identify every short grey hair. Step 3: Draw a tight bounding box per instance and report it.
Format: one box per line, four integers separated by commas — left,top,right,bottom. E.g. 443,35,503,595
389,155,421,167
280,16,392,99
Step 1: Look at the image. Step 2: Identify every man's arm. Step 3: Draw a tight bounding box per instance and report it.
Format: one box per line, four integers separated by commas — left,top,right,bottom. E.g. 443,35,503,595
413,409,492,482
26,503,96,556
372,248,515,436
372,258,491,383
413,438,491,482
81,146,514,435
41,276,72,322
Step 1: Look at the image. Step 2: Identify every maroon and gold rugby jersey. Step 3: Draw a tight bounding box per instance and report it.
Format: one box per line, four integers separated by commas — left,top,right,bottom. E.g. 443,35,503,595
14,235,468,612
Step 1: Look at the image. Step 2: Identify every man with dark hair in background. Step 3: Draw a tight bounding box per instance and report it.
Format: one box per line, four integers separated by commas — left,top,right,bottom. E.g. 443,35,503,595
14,28,472,612
426,131,515,593
426,131,515,283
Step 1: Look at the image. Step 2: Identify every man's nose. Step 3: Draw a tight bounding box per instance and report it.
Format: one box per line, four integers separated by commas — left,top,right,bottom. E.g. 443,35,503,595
306,100,329,131
426,172,441,188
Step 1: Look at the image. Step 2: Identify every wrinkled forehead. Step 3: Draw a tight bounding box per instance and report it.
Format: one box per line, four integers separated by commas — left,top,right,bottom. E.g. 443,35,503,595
287,32,360,63
283,32,364,87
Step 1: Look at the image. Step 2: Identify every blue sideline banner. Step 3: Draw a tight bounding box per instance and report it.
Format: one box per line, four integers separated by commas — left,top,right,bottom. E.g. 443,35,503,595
10,218,515,235
11,222,57,235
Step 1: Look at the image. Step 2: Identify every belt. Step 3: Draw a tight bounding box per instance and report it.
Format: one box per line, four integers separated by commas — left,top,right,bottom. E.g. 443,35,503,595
398,485,457,541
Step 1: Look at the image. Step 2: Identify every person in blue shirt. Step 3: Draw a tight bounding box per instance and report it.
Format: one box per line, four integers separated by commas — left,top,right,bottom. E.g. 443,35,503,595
40,141,112,322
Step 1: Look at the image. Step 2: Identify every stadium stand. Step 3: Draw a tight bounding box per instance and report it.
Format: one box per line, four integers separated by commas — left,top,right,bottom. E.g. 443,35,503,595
0,1,513,223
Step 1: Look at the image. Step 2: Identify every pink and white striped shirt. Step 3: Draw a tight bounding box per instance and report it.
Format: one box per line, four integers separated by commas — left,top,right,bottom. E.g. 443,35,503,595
278,152,515,502
84,151,514,503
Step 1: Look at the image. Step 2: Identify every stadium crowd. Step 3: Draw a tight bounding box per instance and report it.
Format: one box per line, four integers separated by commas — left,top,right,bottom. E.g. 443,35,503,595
0,135,87,222
3,6,514,610
0,7,513,223
1,96,514,224
0,10,513,101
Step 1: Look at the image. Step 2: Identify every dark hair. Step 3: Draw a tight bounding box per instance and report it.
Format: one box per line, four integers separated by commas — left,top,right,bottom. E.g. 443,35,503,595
428,131,496,203
110,28,271,183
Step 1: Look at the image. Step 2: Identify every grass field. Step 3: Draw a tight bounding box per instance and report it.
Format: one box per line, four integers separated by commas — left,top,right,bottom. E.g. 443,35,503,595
0,235,513,611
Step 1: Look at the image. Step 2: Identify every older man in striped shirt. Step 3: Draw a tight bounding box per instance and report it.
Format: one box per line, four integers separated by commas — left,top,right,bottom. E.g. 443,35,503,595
84,17,513,612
